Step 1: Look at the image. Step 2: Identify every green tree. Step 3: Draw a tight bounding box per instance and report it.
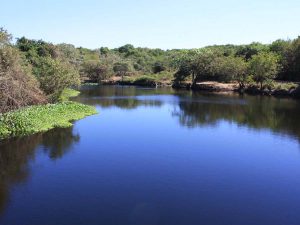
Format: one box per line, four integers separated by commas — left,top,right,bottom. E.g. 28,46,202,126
100,47,110,56
56,43,80,66
118,44,135,57
284,37,300,81
113,62,130,81
153,62,166,73
235,42,269,60
192,50,221,83
249,52,279,90
214,56,248,86
82,61,109,83
173,50,201,83
33,57,80,101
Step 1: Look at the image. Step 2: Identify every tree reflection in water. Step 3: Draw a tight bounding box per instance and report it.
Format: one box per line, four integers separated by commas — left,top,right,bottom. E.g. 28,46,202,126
172,92,300,141
0,126,79,215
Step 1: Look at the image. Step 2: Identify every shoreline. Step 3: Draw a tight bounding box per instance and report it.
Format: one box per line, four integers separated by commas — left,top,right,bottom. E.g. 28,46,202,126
98,80,300,99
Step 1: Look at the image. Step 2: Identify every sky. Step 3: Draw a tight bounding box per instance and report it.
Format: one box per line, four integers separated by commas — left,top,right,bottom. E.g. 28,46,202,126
1,0,300,49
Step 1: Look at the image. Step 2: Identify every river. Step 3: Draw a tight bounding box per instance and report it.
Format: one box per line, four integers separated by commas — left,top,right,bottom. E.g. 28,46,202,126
1,85,300,225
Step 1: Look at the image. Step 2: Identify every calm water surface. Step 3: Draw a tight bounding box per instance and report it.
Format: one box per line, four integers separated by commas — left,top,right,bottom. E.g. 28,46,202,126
1,85,300,225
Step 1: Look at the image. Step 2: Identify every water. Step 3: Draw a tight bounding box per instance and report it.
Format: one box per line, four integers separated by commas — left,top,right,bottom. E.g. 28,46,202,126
1,85,300,225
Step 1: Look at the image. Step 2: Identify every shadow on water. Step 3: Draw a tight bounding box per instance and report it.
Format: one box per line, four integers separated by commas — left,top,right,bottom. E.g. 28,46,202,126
0,126,79,215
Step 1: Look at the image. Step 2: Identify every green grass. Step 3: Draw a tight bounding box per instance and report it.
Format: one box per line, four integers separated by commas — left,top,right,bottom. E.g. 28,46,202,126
0,102,97,139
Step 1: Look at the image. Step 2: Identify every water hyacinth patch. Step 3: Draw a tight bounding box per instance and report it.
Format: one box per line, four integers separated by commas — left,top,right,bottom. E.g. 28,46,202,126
0,102,97,139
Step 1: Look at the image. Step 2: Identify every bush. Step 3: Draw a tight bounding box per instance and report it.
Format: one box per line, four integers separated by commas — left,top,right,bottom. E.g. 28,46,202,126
33,57,80,101
0,29,46,113
82,61,109,83
133,76,157,86
58,88,80,102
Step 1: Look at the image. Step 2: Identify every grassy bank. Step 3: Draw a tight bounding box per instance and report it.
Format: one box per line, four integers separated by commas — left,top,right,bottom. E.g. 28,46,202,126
0,102,97,139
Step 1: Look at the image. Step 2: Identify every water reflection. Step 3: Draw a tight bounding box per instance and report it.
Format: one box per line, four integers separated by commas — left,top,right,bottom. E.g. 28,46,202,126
78,86,300,142
79,85,177,97
89,96,163,110
1,85,300,223
42,127,80,160
172,92,300,140
76,85,166,109
77,86,300,139
0,127,79,215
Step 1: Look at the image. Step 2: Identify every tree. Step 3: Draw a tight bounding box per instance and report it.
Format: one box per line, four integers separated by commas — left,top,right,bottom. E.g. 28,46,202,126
0,28,12,46
231,58,249,89
235,42,269,60
82,61,109,83
269,39,291,80
113,62,130,81
173,50,201,83
16,36,81,101
283,37,300,81
249,52,279,90
100,47,109,56
17,37,59,59
56,43,80,66
0,28,46,112
118,44,135,56
192,50,221,83
33,57,80,101
214,56,248,86
153,62,166,73
270,39,291,54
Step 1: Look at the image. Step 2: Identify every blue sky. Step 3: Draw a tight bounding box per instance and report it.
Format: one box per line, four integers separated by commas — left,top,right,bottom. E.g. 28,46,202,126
1,0,299,49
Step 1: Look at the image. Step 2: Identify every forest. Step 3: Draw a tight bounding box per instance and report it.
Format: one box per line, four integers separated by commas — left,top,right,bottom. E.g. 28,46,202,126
1,28,300,114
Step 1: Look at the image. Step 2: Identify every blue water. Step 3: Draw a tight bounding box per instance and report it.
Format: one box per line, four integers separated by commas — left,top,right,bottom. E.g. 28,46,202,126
1,85,300,225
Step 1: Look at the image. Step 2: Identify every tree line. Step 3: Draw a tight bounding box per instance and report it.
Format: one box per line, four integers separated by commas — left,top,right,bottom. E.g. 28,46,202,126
1,28,300,112
173,40,300,90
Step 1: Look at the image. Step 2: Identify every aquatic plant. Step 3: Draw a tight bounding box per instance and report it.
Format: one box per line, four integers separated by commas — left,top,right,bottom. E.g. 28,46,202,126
0,102,97,139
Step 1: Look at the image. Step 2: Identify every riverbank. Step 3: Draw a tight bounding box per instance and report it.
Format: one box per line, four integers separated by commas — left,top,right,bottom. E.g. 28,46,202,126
101,74,173,87
0,102,97,140
99,77,300,98
173,81,300,98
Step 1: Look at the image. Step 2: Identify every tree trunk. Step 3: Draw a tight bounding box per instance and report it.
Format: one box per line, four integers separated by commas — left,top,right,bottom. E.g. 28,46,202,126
192,72,196,85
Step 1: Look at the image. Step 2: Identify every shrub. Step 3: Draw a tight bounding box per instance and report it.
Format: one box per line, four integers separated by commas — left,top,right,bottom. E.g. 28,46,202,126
0,29,46,113
133,76,156,86
33,57,80,101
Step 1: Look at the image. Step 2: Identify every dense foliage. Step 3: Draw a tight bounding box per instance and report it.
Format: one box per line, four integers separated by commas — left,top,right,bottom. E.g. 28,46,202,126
16,37,80,100
173,40,299,89
1,27,300,114
13,30,300,90
0,29,46,112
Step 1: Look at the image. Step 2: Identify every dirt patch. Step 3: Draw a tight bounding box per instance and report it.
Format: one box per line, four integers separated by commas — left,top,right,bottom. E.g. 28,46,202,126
193,82,239,92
